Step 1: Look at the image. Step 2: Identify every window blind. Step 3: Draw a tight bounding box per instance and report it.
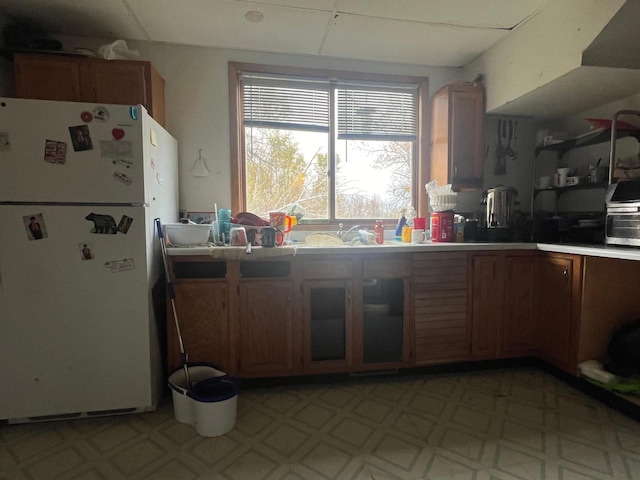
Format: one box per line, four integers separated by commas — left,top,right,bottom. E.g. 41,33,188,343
337,83,418,141
242,73,330,132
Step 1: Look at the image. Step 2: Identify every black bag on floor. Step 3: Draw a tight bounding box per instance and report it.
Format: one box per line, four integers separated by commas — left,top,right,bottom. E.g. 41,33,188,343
607,319,640,377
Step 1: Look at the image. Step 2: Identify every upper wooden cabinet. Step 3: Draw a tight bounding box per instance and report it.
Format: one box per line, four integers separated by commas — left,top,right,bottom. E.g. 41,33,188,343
14,53,165,127
429,83,485,190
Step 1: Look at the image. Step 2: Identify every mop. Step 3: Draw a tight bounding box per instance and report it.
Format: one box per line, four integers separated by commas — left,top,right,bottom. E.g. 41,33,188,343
155,218,191,389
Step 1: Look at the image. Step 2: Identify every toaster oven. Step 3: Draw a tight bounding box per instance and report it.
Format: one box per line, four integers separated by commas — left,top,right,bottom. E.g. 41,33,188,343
605,180,640,246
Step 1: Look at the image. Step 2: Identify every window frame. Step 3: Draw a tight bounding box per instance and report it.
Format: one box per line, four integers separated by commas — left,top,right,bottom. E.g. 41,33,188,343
228,62,430,223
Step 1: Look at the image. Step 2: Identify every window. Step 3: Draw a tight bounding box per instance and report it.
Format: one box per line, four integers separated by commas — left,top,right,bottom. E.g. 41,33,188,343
229,63,428,223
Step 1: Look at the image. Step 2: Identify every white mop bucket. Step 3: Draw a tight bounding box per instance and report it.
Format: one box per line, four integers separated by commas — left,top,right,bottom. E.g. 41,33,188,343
168,365,239,436
187,375,239,437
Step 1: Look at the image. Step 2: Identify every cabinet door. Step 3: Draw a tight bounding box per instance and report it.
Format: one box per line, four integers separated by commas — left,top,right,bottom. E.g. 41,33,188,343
302,280,353,372
89,60,150,108
470,254,502,358
14,54,84,101
535,254,581,373
238,281,294,375
413,253,470,364
169,281,229,373
430,84,484,190
502,254,536,356
449,86,484,187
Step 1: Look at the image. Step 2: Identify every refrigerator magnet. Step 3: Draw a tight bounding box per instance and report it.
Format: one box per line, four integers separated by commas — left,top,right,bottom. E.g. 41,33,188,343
79,242,95,261
150,129,157,146
69,125,93,152
113,171,132,185
112,158,132,169
129,106,138,120
85,213,118,234
117,215,133,234
92,106,109,122
112,128,125,141
104,258,134,273
100,140,133,159
0,132,11,151
23,214,47,241
43,140,67,164
80,111,93,123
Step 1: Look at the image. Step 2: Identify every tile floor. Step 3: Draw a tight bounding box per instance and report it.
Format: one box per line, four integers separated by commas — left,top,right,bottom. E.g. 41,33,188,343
2,367,640,480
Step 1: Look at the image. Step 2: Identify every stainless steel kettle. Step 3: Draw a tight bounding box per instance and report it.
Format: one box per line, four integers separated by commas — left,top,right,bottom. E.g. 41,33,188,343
485,186,518,228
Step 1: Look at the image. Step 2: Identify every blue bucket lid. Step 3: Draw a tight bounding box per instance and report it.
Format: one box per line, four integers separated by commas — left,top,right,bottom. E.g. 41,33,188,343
187,377,239,403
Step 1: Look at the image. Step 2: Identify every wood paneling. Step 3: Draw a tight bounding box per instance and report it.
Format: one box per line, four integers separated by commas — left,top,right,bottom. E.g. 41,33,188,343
413,252,470,364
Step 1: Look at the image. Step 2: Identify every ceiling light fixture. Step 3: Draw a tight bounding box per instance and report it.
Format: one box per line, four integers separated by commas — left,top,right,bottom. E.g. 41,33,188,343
244,10,264,23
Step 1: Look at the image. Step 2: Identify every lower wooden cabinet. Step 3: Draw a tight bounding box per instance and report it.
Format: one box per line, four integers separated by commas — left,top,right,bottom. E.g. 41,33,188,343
470,254,502,358
502,254,536,356
413,252,470,364
166,249,588,379
168,281,229,373
535,253,582,374
469,251,536,359
237,281,294,376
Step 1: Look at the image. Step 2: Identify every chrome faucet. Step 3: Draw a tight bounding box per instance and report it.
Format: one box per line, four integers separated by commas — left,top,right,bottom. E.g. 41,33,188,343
337,223,360,240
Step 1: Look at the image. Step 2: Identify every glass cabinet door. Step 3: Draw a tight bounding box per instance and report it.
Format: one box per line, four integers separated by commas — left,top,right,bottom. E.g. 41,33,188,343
303,280,352,370
362,278,405,364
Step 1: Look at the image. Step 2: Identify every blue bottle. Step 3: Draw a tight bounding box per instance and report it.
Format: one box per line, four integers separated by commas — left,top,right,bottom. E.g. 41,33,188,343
394,215,406,241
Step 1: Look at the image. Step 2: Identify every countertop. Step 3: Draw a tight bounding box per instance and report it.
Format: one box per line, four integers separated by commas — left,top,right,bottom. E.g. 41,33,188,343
165,241,640,261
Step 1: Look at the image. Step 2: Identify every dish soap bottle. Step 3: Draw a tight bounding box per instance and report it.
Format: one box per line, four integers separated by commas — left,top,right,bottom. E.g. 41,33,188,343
374,220,384,244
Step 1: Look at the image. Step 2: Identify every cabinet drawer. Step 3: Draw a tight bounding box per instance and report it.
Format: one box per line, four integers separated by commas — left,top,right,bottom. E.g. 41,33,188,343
363,258,411,278
303,260,352,279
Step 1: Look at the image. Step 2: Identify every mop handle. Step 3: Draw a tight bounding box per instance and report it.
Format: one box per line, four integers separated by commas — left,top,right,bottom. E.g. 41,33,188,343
155,218,191,388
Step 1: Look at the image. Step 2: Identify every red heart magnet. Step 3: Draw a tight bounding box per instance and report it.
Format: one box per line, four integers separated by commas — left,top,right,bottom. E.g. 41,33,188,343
112,128,125,140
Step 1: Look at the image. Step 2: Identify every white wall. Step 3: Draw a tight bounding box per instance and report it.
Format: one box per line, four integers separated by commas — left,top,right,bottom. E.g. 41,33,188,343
32,36,461,216
466,0,625,114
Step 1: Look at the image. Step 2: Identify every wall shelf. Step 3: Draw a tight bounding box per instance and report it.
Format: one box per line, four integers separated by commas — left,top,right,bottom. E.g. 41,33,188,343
533,181,608,198
535,128,640,158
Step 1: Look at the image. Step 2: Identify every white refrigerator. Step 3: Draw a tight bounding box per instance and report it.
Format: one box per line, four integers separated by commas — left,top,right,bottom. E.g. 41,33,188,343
0,97,178,422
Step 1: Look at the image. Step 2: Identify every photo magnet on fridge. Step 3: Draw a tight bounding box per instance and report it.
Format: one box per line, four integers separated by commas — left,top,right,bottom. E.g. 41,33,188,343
118,215,133,234
44,139,67,164
79,242,95,261
23,213,47,241
69,125,93,152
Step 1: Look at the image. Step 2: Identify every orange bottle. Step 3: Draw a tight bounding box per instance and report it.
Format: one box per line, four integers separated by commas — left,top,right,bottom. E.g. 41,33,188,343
374,220,384,244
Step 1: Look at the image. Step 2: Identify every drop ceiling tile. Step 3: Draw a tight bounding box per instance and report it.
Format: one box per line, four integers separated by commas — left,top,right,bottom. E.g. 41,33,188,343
234,0,337,12
334,0,547,28
321,13,506,66
128,0,332,54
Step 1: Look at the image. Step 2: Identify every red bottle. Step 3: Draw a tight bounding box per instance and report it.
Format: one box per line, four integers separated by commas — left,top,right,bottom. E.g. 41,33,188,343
374,220,384,244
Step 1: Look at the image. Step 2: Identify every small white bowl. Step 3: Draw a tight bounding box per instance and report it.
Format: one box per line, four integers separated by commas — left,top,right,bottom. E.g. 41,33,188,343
164,223,212,245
